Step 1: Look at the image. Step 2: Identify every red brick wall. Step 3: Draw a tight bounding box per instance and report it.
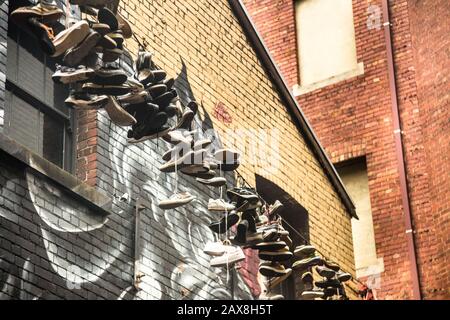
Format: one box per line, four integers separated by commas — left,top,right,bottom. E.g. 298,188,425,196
407,0,450,300
244,0,449,299
76,110,97,187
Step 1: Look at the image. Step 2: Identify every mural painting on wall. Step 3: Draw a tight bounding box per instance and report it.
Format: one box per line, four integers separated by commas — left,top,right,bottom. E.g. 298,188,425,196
0,51,255,299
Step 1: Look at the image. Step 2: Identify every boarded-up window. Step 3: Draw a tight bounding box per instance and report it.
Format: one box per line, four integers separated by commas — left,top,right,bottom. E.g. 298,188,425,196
295,0,358,86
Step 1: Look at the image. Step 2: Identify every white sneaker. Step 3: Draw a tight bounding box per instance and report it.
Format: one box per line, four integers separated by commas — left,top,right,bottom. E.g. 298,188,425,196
208,199,236,212
203,241,226,256
210,246,245,267
158,192,195,210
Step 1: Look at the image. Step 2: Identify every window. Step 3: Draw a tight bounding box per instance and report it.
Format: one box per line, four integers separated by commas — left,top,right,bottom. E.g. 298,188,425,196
256,175,310,299
295,0,363,94
336,158,383,278
4,3,75,172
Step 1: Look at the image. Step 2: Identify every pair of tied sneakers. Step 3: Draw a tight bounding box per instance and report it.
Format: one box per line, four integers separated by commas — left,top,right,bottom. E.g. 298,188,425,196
11,2,63,55
204,242,245,268
158,191,195,210
292,244,323,271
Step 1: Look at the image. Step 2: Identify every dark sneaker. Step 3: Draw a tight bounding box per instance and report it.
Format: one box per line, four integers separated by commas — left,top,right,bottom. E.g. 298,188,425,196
97,34,117,50
92,67,127,85
323,260,341,272
253,241,287,251
53,64,95,84
163,77,175,90
63,30,101,67
26,17,56,55
293,245,316,259
98,7,119,30
316,266,337,279
152,70,167,83
153,91,176,108
264,268,292,290
133,112,168,139
148,84,168,99
173,108,195,131
90,22,111,35
323,287,345,299
65,92,108,110
259,262,290,278
104,96,137,127
107,30,124,46
259,247,293,262
231,220,248,246
301,271,314,287
164,104,178,118
337,271,352,283
315,279,342,289
128,125,171,144
209,211,240,234
292,256,323,271
227,187,259,204
52,20,91,57
242,210,257,232
102,48,123,63
117,12,132,39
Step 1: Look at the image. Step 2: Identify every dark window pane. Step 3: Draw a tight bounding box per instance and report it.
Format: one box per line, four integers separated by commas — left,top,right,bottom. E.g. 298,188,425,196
43,113,64,167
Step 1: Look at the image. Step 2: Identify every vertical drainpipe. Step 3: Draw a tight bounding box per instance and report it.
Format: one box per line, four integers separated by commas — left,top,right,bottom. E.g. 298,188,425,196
381,0,421,300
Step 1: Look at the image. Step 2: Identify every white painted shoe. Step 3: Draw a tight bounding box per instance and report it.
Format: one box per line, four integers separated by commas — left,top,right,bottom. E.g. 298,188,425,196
210,246,245,267
203,241,226,256
208,199,236,212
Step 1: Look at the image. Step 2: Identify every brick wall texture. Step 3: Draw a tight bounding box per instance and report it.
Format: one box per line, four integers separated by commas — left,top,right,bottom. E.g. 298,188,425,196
243,0,449,300
0,0,358,300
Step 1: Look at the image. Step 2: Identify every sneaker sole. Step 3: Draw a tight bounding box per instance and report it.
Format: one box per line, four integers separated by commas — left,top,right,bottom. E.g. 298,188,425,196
53,69,95,85
259,251,293,262
83,83,131,96
158,197,194,210
63,32,101,67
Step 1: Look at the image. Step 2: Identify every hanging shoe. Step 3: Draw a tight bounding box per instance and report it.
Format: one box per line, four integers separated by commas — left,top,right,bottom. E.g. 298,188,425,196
97,34,117,50
11,3,63,26
26,17,56,55
196,177,227,187
128,125,171,144
53,65,95,85
230,220,248,246
158,192,195,210
208,211,240,234
258,246,293,262
65,92,108,110
315,266,337,279
263,267,292,290
208,199,236,212
148,84,168,99
89,22,111,35
337,271,352,283
107,30,124,46
97,7,119,30
253,241,287,252
293,245,316,259
102,48,122,63
116,12,132,39
203,241,226,257
323,260,341,272
315,279,342,289
301,288,325,300
259,262,290,278
63,30,101,67
104,96,137,127
52,20,91,57
292,256,323,271
70,0,118,10
92,66,128,85
210,246,245,268
82,82,132,96
118,90,150,104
